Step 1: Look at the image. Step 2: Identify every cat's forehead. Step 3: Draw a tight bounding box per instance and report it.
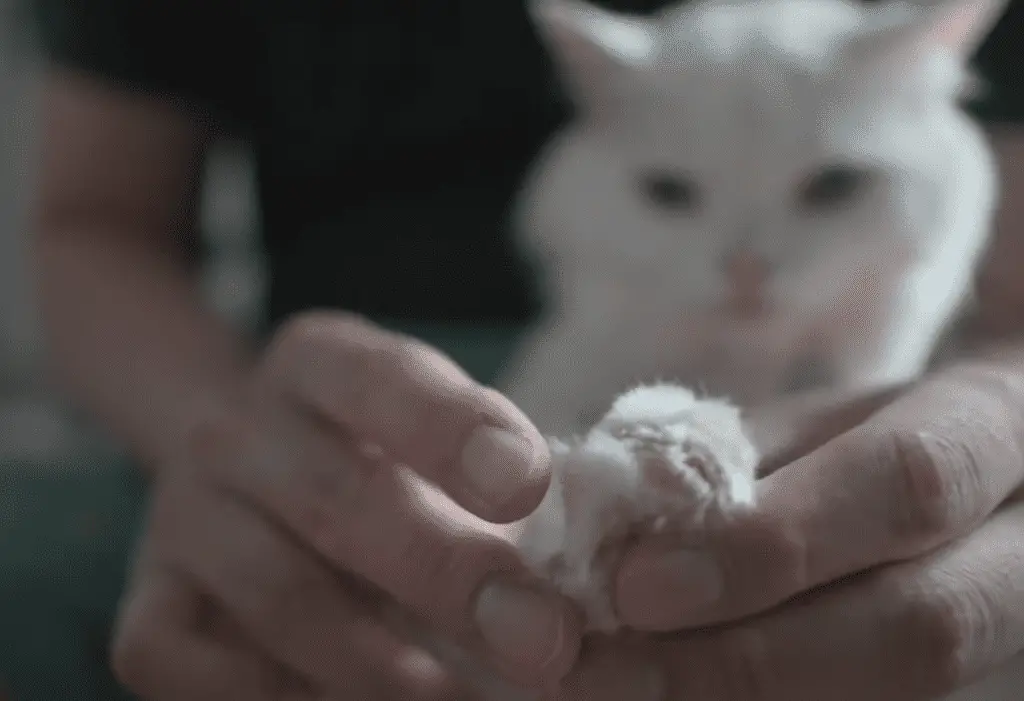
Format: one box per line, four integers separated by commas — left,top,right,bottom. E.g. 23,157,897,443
659,0,866,63
622,0,876,147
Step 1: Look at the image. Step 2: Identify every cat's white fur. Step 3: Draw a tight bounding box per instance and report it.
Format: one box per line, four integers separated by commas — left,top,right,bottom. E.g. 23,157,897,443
410,384,1021,699
403,383,759,701
499,0,1006,437
516,382,757,632
484,1,1021,699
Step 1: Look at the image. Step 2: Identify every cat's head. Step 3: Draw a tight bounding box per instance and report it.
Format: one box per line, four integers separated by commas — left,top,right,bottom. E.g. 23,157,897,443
522,0,1005,310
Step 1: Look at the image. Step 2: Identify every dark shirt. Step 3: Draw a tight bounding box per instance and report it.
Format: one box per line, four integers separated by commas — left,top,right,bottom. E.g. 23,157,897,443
27,0,1024,331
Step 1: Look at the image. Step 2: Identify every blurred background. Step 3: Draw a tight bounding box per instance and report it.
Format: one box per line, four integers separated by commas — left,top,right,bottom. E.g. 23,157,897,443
0,0,1020,698
0,0,264,467
0,5,276,695
0,7,269,697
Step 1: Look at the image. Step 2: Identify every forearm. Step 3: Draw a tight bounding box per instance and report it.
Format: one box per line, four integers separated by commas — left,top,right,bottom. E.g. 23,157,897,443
971,127,1024,341
35,229,253,475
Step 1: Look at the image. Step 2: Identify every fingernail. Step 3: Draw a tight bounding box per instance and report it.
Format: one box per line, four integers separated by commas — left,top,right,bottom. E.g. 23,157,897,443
619,550,723,627
461,425,536,508
474,580,565,673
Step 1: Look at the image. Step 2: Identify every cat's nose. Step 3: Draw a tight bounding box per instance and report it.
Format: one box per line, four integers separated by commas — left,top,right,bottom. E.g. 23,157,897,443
722,249,773,285
721,249,773,317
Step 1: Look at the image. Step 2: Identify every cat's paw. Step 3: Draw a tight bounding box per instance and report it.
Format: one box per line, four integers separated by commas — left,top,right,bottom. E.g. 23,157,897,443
516,382,758,631
597,383,757,510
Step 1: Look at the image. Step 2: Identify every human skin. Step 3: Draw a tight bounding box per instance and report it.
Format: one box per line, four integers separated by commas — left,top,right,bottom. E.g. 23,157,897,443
32,70,582,700
33,50,1024,701
559,128,1024,701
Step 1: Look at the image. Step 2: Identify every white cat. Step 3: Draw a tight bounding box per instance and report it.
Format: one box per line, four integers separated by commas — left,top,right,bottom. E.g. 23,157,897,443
499,0,1006,437
399,382,760,701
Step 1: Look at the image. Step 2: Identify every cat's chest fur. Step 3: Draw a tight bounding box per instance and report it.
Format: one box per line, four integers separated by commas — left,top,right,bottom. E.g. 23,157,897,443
577,231,917,403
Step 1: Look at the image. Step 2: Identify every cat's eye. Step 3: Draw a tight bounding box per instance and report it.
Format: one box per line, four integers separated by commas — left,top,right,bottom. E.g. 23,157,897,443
799,165,873,211
639,171,700,212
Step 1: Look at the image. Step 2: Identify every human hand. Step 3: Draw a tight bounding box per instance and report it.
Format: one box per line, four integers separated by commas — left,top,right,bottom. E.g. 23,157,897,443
110,313,582,701
565,359,1024,700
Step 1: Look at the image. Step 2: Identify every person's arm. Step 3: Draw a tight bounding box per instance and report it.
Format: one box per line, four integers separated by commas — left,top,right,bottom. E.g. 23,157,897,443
970,126,1024,342
32,68,252,473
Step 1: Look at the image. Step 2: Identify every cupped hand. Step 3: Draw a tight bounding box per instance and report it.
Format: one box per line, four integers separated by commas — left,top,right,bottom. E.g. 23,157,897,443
574,358,1024,700
110,312,582,701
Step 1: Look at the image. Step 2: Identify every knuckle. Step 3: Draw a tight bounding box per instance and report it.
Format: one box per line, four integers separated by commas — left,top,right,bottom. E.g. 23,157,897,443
330,325,425,398
348,337,467,446
358,335,405,380
259,314,334,389
711,626,782,701
337,338,411,419
897,586,971,692
109,606,154,693
324,309,374,335
265,311,370,374
262,311,386,411
885,430,963,545
293,454,375,550
272,312,333,358
728,511,810,609
364,333,431,386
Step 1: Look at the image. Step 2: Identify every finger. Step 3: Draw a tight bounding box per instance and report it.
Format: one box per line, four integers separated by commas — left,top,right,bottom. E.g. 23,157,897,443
114,569,474,701
147,472,483,698
746,383,906,476
204,603,483,701
260,312,551,523
570,499,1024,701
556,638,666,701
191,416,581,688
658,498,1024,701
616,363,1024,630
112,566,319,701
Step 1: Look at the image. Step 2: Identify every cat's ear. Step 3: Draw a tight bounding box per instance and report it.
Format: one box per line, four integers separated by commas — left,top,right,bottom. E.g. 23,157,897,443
530,0,659,107
850,0,1009,63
